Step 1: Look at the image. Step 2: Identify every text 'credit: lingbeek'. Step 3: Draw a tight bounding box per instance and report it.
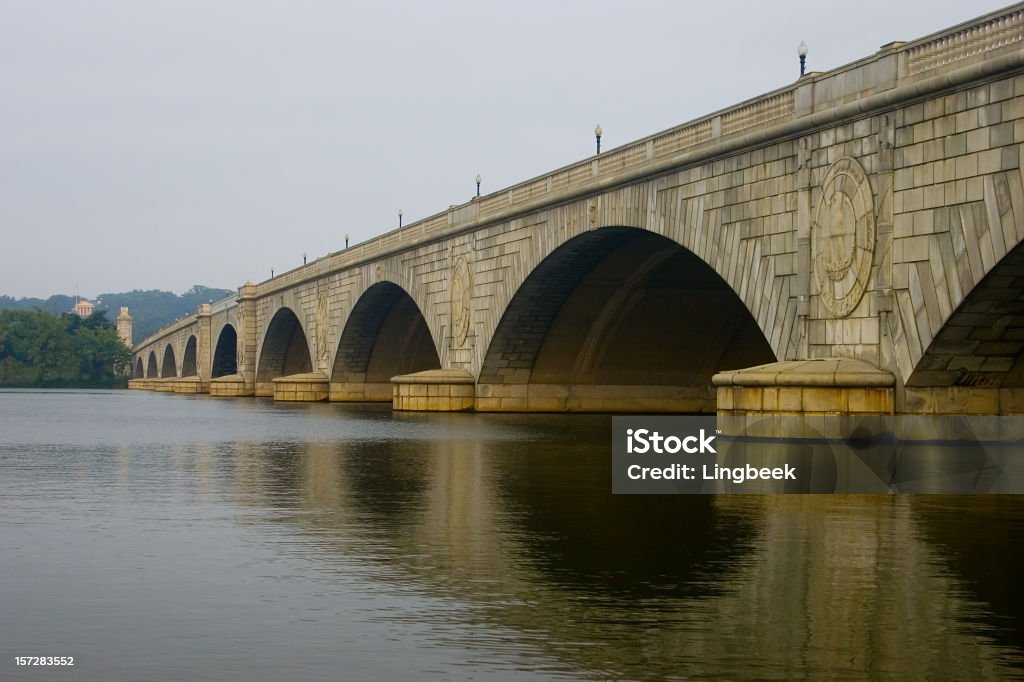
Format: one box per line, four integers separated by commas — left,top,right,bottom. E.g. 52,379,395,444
612,416,1024,494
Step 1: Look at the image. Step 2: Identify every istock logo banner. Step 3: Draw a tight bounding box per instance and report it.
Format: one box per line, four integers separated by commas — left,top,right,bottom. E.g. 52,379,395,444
612,416,1024,494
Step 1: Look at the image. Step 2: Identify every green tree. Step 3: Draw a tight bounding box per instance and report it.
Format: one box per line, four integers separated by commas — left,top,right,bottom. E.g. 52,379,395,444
0,309,131,388
0,285,235,344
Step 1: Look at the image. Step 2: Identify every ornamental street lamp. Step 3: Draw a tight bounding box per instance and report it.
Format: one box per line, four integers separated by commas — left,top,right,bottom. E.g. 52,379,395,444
345,233,349,249
475,174,482,197
398,210,403,228
798,41,808,77
595,124,603,155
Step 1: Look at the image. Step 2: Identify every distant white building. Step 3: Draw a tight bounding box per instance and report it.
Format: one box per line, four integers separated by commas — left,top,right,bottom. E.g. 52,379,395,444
72,299,95,317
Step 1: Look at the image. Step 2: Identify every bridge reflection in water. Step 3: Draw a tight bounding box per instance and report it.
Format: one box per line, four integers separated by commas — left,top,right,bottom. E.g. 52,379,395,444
194,406,1024,679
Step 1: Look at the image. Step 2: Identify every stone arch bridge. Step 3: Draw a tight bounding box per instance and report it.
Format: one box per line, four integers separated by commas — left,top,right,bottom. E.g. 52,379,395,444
132,5,1024,415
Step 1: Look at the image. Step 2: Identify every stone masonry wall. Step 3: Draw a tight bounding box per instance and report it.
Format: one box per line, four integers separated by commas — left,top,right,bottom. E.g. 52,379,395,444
132,6,1024,413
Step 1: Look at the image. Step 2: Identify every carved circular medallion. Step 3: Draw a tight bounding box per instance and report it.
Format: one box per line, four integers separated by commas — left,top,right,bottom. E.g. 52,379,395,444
450,257,473,348
813,156,876,317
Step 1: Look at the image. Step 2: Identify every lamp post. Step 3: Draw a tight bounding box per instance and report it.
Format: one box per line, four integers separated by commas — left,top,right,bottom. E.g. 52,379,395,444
798,41,808,77
475,174,482,197
303,252,307,265
594,124,602,155
345,233,349,249
398,210,403,228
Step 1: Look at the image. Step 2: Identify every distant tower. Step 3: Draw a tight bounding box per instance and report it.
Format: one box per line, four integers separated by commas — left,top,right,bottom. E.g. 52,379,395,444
117,306,133,348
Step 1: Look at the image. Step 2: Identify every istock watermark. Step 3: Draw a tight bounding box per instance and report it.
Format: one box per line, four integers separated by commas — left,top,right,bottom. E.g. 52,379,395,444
612,416,1024,494
625,427,717,454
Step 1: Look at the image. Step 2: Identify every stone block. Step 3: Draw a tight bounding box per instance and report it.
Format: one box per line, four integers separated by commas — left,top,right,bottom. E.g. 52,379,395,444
955,108,979,133
801,387,845,413
499,396,530,411
451,384,475,398
944,133,966,157
739,387,763,411
900,387,935,414
955,154,979,179
992,121,1016,147
473,393,501,409
761,387,779,412
965,389,1000,414
999,388,1024,414
528,397,569,412
1002,146,1019,170
991,79,1014,103
847,388,893,414
965,128,989,154
978,149,1002,175
778,387,803,412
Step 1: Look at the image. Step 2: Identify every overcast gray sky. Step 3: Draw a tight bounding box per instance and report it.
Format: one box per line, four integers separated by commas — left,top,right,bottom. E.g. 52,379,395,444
0,0,1011,299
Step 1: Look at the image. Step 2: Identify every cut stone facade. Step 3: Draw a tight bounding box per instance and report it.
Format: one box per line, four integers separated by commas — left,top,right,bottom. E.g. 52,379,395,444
130,6,1024,415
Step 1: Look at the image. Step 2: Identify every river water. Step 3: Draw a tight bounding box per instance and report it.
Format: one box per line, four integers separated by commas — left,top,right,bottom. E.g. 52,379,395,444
2,389,1024,680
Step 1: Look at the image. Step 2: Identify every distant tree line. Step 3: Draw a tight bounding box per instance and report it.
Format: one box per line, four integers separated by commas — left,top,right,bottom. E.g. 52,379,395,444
0,309,132,388
0,285,235,343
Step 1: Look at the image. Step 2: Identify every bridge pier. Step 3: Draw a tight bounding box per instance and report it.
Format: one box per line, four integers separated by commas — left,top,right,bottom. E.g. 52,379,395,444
170,378,208,394
152,379,176,393
273,373,329,402
472,384,715,413
329,380,392,402
392,370,475,411
209,374,254,397
713,359,895,417
713,359,1024,417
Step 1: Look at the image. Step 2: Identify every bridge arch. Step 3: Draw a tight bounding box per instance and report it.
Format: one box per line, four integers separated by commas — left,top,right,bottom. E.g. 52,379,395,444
161,344,177,379
212,324,238,378
256,307,313,396
477,226,776,412
146,351,158,378
134,357,144,379
330,281,441,401
906,238,1024,402
181,336,198,377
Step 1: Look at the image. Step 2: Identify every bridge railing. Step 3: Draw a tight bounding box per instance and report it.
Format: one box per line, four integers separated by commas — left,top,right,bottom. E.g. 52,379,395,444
250,4,1020,303
906,7,1023,75
132,294,237,355
210,294,236,316
134,313,201,352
